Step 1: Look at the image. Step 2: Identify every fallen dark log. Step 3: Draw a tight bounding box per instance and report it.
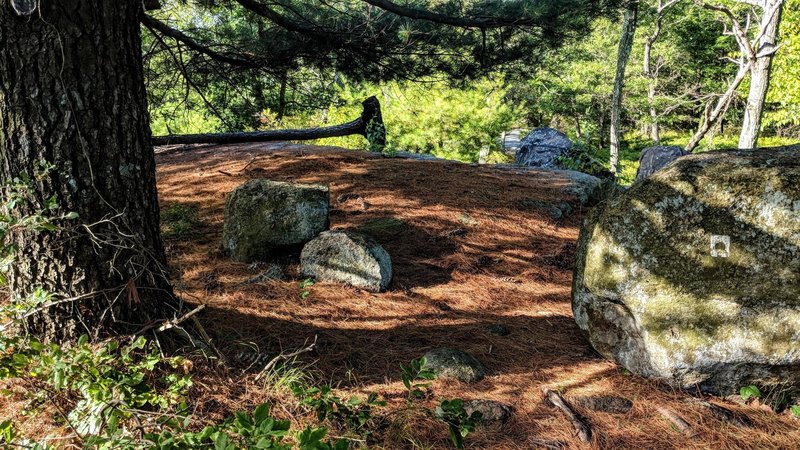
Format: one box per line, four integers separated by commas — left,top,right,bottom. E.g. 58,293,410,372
151,96,386,149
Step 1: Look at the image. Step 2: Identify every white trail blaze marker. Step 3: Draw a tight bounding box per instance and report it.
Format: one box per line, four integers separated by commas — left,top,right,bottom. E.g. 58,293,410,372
711,235,731,258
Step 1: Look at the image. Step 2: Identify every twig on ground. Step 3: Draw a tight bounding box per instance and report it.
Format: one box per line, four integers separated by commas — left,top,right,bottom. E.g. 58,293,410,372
238,154,258,173
657,405,693,435
255,335,318,381
157,304,205,332
542,388,592,443
190,316,227,364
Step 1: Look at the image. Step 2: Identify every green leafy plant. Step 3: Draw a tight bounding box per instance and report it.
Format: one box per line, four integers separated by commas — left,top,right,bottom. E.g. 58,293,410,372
292,383,385,435
365,119,387,153
0,163,79,285
740,385,762,402
400,357,437,399
295,426,349,450
161,202,201,239
790,405,800,419
435,399,481,449
300,278,316,300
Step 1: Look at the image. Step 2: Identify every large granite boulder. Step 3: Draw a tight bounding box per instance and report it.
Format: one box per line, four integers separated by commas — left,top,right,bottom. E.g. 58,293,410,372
515,128,573,169
635,145,687,182
222,179,329,262
572,146,800,395
301,230,392,292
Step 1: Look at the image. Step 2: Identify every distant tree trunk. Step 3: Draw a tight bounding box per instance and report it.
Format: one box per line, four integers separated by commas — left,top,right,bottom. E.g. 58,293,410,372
0,2,178,341
643,1,680,144
277,71,289,121
610,1,639,176
598,107,607,149
739,0,784,149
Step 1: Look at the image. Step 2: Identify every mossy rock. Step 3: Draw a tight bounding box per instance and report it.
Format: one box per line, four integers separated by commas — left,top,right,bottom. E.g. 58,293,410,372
572,146,800,395
222,179,329,262
423,348,487,383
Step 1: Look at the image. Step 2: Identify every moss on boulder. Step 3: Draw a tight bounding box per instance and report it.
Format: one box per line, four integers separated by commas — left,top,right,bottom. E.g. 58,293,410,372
572,146,800,395
222,179,329,262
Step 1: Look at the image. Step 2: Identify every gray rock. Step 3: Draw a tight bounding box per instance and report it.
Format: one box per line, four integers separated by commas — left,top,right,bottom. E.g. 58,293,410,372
301,230,392,292
560,170,604,205
519,199,574,220
515,128,573,169
222,179,329,262
635,145,687,182
464,399,513,423
571,395,633,414
493,165,604,206
424,348,487,383
572,146,800,395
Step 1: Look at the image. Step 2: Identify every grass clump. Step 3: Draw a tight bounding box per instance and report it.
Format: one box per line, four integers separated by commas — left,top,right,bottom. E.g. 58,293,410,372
161,202,201,239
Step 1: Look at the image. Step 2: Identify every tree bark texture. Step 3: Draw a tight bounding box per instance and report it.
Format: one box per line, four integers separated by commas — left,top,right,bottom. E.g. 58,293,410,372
738,0,784,149
0,1,177,341
610,1,638,176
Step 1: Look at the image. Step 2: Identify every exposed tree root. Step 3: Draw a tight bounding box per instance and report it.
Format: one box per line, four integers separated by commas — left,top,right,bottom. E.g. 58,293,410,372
543,388,592,443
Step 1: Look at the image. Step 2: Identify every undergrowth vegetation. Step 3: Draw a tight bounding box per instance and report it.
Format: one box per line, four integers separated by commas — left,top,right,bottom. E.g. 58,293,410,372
0,180,482,447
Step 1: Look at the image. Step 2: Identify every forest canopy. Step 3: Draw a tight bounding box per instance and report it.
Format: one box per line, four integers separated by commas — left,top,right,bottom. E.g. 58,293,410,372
145,0,800,183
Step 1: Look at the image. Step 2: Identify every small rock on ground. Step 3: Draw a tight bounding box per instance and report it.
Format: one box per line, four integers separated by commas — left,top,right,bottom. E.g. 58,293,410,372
423,348,487,383
301,230,392,292
464,399,513,424
519,199,573,220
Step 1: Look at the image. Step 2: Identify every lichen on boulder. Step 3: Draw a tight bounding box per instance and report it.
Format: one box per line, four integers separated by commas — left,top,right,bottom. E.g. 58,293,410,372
222,179,329,262
300,230,392,292
572,146,800,395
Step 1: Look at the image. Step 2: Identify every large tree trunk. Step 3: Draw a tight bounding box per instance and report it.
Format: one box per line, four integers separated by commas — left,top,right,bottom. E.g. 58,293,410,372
0,1,177,341
610,1,639,176
738,0,784,149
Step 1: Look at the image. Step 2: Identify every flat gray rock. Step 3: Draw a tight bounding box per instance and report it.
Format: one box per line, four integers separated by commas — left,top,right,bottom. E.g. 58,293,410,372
301,230,392,292
424,348,487,383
